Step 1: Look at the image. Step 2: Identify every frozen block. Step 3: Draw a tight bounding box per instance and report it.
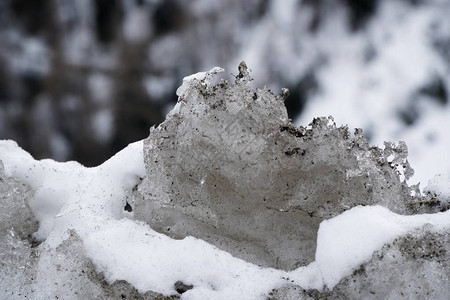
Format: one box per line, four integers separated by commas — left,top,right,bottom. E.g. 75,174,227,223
134,63,417,270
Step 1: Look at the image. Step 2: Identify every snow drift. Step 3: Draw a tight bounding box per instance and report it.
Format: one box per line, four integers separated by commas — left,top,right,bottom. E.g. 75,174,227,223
1,64,449,299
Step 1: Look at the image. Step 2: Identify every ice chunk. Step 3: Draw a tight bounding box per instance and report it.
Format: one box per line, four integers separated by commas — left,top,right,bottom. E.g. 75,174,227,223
135,63,418,270
0,228,37,299
0,161,38,298
175,66,224,98
0,161,37,238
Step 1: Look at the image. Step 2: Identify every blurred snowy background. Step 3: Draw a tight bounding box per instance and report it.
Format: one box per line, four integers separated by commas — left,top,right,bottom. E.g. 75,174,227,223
0,0,449,184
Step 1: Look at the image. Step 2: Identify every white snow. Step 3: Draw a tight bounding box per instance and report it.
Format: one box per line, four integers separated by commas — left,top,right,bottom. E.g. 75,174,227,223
1,139,449,298
315,205,450,288
424,173,450,206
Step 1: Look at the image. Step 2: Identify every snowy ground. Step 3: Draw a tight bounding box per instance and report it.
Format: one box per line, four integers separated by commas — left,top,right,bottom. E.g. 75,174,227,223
1,67,450,298
1,138,449,299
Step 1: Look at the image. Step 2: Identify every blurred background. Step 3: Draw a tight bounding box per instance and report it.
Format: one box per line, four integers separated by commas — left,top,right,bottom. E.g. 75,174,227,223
0,0,449,185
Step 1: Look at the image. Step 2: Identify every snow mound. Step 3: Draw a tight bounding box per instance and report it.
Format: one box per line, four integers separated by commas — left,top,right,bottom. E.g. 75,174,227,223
1,64,449,299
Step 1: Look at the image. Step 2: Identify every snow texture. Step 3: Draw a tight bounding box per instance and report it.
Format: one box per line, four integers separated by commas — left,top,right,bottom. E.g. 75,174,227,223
270,228,450,299
1,64,450,299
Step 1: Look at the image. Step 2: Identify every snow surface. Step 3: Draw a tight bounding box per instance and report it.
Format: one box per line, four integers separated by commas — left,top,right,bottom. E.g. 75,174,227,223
1,138,449,299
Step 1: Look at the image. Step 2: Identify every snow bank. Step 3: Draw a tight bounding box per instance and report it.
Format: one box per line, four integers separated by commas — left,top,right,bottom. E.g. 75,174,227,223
315,205,450,288
1,64,450,299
